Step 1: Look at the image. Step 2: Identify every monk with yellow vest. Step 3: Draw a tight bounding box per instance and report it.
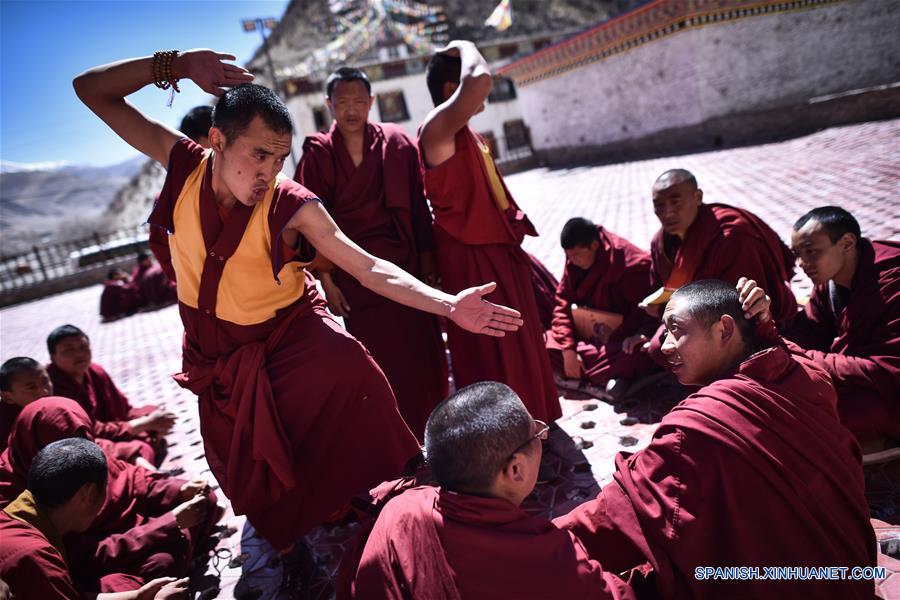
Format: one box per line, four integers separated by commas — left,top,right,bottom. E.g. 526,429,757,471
73,49,523,565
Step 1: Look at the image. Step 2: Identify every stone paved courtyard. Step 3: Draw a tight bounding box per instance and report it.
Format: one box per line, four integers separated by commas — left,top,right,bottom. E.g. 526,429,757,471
1,119,898,598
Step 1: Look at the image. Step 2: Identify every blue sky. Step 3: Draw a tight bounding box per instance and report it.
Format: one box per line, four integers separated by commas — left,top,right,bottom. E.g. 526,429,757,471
1,0,290,167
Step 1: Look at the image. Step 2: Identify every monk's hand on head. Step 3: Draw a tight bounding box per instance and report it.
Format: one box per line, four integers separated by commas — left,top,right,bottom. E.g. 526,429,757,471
179,478,209,501
174,49,254,97
449,282,523,337
435,40,472,57
736,277,772,323
173,494,208,529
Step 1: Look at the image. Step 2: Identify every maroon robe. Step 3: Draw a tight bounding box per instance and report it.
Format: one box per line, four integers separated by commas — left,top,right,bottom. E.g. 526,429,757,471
0,402,20,454
0,398,216,586
99,279,141,320
555,331,876,599
785,239,900,441
646,203,798,362
148,138,420,550
527,252,559,330
420,127,560,422
131,261,177,306
548,226,659,384
0,491,155,597
352,485,634,600
296,122,448,439
0,494,79,599
47,362,159,463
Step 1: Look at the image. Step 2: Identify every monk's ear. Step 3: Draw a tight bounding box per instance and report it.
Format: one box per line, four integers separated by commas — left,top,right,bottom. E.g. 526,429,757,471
502,454,525,483
0,390,12,404
718,314,736,344
325,96,334,113
837,232,857,254
208,127,227,153
695,187,704,204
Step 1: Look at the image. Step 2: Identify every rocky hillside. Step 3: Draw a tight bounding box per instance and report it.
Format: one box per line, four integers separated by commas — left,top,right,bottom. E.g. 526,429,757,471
0,157,146,254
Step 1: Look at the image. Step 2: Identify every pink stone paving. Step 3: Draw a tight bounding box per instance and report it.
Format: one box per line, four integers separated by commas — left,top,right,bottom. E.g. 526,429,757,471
1,119,898,599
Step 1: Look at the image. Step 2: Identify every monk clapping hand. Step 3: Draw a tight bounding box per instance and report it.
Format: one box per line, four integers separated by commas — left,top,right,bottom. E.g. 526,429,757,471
449,282,523,337
172,494,208,529
129,409,176,436
178,478,209,501
138,577,190,600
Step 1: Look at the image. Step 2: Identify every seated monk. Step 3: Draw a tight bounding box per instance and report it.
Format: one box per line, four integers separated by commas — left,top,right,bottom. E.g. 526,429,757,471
547,218,660,397
131,251,178,308
0,437,189,599
1,357,157,469
554,280,876,599
46,324,174,465
1,358,52,453
0,398,220,589
350,382,634,600
99,268,142,321
784,206,899,444
640,169,797,365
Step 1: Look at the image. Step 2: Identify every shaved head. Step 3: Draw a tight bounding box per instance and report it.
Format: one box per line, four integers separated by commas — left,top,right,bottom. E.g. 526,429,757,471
424,382,532,494
654,169,697,191
671,280,754,347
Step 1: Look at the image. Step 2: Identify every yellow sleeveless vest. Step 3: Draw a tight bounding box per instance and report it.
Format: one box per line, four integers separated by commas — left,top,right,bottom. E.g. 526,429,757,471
168,153,307,325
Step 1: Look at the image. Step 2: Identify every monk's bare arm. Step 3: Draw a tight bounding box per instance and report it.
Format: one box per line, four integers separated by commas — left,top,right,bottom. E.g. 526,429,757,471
73,50,253,166
291,202,522,336
419,41,492,167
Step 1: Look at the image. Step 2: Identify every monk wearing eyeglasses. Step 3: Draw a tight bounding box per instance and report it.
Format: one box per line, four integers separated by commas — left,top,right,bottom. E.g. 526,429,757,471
348,382,634,600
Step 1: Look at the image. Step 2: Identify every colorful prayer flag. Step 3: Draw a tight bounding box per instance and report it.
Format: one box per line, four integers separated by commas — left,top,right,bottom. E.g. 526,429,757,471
485,0,512,31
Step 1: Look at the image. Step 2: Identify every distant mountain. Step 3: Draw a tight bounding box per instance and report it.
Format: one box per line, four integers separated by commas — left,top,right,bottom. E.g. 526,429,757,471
0,156,146,254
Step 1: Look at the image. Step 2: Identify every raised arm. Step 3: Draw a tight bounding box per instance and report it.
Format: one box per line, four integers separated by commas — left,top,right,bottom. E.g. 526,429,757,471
290,202,522,336
73,50,253,166
419,41,492,168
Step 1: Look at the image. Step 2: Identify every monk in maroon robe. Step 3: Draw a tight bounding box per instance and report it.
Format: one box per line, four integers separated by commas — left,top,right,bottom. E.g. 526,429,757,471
1,358,53,453
350,382,633,599
100,268,142,321
47,324,171,465
75,50,522,559
295,67,447,439
0,437,189,599
548,218,659,392
555,280,876,599
639,169,797,365
419,41,560,422
131,251,178,307
0,398,219,588
783,207,898,442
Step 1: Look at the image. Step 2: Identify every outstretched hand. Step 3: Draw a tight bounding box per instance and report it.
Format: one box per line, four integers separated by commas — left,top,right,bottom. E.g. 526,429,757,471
177,49,254,96
737,277,772,323
449,282,523,337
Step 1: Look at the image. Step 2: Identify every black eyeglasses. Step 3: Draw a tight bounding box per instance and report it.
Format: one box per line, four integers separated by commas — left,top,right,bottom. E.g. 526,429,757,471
509,419,550,458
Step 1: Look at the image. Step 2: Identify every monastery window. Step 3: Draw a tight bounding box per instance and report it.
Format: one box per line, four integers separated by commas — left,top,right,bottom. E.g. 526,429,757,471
377,91,411,123
488,77,517,103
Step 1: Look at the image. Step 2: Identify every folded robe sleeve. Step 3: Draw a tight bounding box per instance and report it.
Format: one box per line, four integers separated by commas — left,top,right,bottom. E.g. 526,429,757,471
2,545,78,600
550,272,578,351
